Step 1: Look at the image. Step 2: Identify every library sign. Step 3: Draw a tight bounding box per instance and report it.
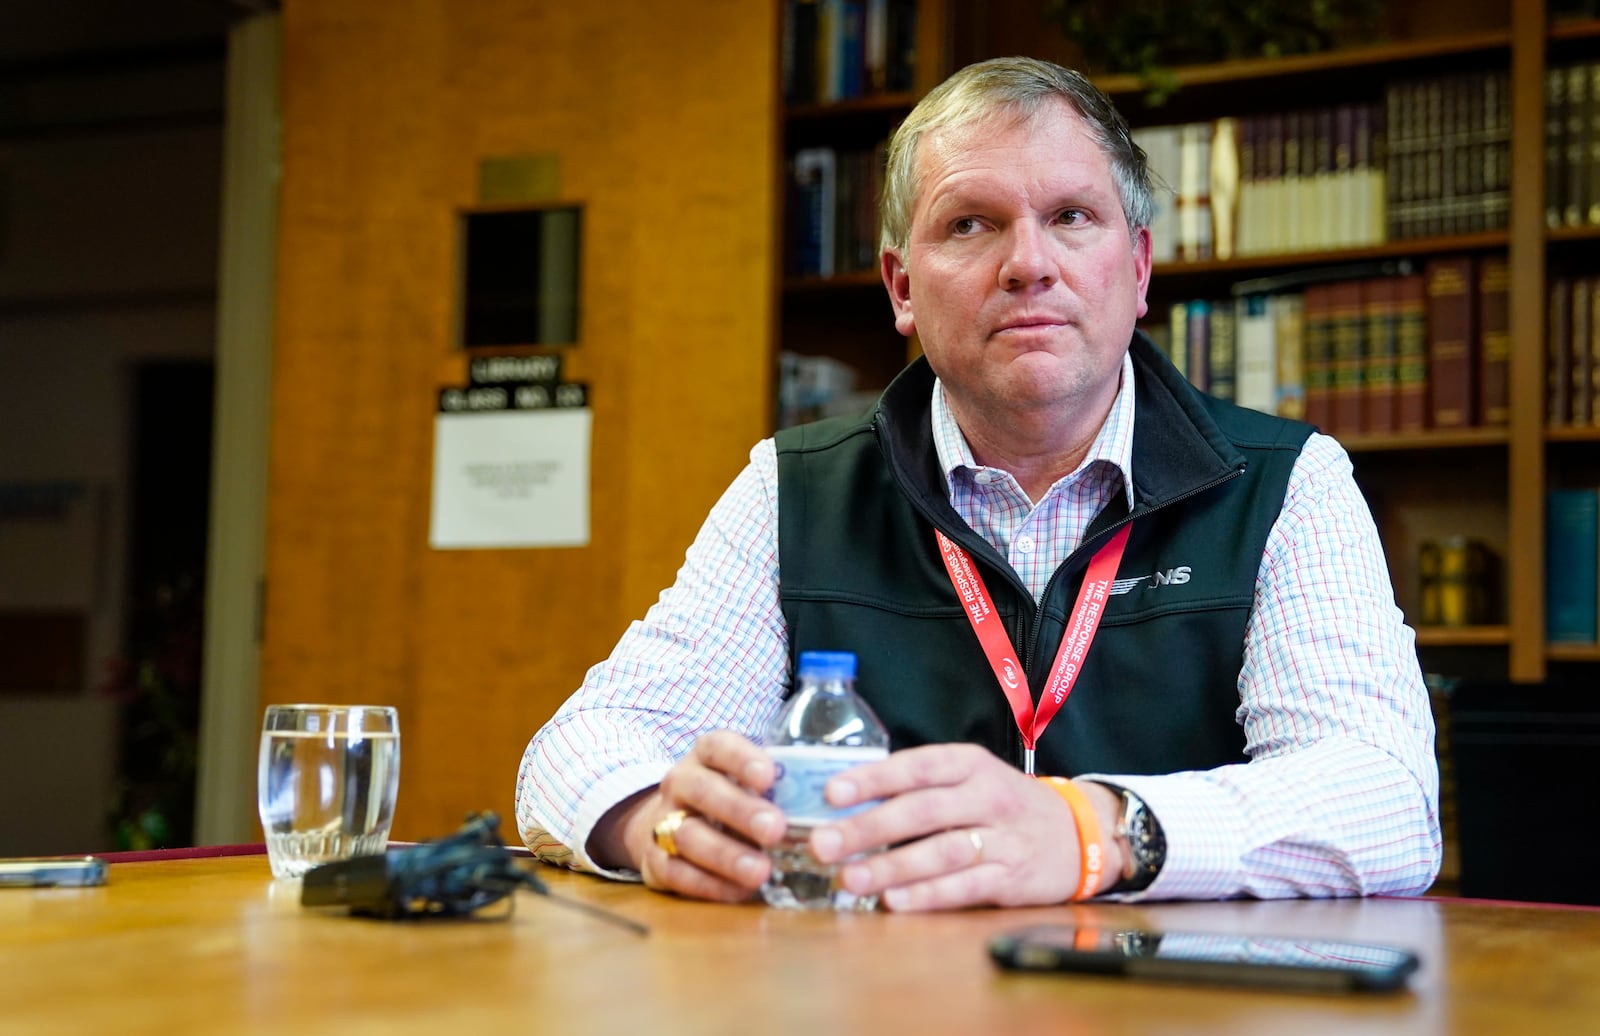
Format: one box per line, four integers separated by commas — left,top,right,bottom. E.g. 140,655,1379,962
430,353,590,550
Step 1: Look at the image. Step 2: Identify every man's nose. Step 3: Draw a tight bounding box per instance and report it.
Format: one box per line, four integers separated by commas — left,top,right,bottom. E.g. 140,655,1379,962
998,223,1056,289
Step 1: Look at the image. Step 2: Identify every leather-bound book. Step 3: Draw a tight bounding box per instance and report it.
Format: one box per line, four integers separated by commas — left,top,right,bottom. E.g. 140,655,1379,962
1426,256,1478,429
1394,274,1429,432
1478,256,1511,428
1361,277,1400,435
1328,279,1367,436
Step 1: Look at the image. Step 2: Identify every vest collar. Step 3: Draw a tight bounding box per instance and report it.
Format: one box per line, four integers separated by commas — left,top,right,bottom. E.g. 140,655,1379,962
872,332,1244,537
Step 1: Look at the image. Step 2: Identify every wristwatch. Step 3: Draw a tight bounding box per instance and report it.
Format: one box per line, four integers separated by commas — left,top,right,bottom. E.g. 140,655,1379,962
1106,786,1166,894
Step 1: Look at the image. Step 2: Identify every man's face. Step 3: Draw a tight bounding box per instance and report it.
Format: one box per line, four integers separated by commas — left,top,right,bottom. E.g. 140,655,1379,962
883,99,1152,428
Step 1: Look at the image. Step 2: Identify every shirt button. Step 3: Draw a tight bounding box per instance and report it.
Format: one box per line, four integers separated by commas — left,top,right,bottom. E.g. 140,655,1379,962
1016,534,1036,554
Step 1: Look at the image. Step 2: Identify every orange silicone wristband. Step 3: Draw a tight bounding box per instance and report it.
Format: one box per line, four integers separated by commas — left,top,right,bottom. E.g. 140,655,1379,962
1038,776,1104,901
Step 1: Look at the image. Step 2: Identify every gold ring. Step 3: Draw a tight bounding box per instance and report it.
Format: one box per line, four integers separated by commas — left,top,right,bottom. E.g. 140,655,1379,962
968,828,985,865
653,809,690,858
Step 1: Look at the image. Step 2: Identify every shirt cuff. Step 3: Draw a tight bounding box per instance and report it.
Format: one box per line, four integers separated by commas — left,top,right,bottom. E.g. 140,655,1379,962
1079,772,1243,901
553,760,673,880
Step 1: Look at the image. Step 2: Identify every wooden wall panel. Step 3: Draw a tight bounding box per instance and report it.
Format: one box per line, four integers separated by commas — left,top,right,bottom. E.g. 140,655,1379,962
265,0,777,839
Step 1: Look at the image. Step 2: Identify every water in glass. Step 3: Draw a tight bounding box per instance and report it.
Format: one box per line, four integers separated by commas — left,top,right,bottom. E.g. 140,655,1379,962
257,705,399,879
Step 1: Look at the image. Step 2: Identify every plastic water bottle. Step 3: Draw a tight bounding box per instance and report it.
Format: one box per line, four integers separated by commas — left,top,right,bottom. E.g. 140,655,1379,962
761,650,890,911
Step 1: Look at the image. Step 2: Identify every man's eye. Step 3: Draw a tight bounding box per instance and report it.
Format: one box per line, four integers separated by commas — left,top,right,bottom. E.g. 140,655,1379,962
1057,209,1086,225
952,217,981,235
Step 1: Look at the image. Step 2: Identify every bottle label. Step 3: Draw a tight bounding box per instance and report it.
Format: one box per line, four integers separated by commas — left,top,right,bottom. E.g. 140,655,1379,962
766,745,888,826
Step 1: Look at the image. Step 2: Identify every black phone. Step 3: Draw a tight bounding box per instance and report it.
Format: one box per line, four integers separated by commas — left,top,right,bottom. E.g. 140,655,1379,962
989,923,1419,993
0,856,108,888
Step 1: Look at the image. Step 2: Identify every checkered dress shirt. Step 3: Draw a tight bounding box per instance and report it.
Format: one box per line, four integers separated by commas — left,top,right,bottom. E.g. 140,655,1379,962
515,354,1442,900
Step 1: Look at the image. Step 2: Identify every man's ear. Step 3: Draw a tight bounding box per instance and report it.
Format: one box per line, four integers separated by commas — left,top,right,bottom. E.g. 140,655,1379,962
1131,226,1153,321
882,248,916,338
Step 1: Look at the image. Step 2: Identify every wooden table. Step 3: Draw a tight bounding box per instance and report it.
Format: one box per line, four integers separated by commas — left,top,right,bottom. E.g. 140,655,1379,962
3,852,1598,1034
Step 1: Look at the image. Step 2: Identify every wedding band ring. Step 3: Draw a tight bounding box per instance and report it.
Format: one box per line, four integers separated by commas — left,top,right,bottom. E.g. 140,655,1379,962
968,828,985,865
653,809,690,858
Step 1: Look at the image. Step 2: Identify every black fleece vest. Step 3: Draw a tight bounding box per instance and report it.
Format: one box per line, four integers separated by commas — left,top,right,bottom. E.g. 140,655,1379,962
774,334,1314,778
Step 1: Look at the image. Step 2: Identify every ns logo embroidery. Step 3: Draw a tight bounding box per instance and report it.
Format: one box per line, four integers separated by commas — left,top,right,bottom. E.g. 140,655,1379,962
1109,566,1192,596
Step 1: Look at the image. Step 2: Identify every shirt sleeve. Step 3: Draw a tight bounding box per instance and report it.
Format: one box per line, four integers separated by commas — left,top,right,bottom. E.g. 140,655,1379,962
514,440,790,877
1082,432,1443,900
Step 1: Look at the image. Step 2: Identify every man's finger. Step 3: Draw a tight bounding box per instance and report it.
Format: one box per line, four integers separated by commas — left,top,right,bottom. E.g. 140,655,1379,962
691,730,779,794
659,812,773,891
822,742,989,807
659,760,787,850
642,842,759,903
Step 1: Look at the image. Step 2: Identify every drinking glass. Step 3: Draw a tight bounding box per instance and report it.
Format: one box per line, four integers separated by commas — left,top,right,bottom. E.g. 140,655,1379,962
257,704,400,879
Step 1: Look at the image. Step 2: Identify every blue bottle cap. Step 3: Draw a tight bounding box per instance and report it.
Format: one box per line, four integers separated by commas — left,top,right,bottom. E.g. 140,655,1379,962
797,650,857,680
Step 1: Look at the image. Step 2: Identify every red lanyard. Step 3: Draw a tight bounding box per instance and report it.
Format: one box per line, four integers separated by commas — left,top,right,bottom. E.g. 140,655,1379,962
935,523,1132,775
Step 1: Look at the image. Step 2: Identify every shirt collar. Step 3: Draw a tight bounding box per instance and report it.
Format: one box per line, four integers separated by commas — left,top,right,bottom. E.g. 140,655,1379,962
930,350,1137,509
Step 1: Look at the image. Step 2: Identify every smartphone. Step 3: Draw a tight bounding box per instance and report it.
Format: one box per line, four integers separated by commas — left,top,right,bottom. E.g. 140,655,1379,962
0,856,109,888
989,923,1419,993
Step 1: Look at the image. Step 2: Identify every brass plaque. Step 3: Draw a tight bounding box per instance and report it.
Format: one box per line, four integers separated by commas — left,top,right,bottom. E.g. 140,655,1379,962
477,154,562,205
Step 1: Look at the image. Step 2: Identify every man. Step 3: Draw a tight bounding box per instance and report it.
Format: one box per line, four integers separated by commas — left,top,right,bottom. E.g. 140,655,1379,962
515,57,1440,910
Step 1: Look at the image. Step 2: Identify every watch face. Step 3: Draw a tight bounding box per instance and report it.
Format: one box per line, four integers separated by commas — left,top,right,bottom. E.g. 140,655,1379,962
1133,810,1166,868
1124,795,1166,877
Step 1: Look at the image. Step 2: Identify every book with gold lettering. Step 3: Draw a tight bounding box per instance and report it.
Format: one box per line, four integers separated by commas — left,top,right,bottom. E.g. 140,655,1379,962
1426,257,1477,429
1478,256,1511,428
1568,63,1591,227
1591,276,1600,426
1422,78,1444,238
1166,300,1190,384
1549,277,1572,429
1361,277,1400,435
1548,65,1569,229
1386,82,1411,239
1259,113,1285,254
1208,299,1236,403
1438,74,1461,236
1395,273,1429,432
1313,107,1336,250
1328,280,1366,436
1589,62,1600,225
1282,111,1304,252
1573,277,1594,426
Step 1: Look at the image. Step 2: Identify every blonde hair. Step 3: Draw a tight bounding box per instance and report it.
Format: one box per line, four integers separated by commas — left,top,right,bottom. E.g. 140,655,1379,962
879,56,1153,255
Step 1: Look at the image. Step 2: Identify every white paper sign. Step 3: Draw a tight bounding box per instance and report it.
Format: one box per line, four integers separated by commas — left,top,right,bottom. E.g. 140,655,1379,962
429,409,591,549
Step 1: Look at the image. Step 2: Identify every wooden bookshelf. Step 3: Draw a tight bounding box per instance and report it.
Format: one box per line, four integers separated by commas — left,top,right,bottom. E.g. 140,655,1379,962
1546,426,1600,442
1343,428,1510,452
1547,223,1600,243
783,269,883,293
1416,625,1512,647
1548,17,1600,43
1093,30,1513,98
1548,643,1600,661
776,0,1599,681
1151,232,1512,280
786,91,919,121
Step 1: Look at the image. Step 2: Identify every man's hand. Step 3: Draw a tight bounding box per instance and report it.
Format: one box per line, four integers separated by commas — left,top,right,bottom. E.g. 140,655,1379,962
806,743,1126,911
587,731,786,903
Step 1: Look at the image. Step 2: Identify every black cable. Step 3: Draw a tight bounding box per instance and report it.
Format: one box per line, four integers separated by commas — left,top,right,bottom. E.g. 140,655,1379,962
301,811,647,936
